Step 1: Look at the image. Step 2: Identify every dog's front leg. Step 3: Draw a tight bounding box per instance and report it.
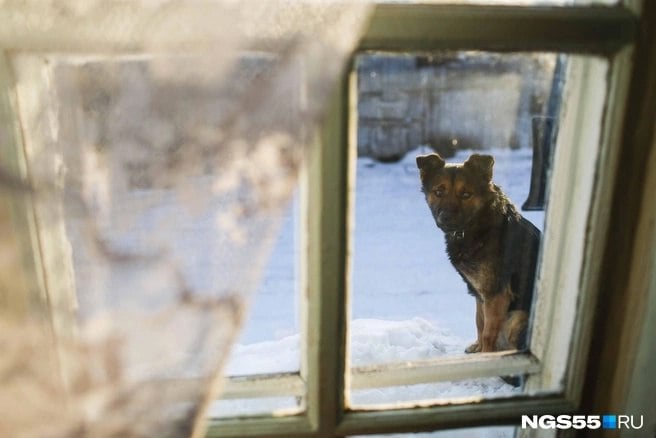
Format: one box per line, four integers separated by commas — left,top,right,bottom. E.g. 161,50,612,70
481,290,512,352
465,299,484,353
475,298,484,347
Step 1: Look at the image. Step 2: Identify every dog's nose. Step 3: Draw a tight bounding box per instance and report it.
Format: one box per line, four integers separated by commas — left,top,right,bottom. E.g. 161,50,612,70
438,210,458,226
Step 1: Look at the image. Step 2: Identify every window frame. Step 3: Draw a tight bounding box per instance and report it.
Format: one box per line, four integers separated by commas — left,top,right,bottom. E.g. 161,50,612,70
209,4,642,436
211,3,643,434
1,1,654,437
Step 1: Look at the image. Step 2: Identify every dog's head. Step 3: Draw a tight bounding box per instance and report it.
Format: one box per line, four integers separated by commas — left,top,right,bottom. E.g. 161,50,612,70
416,153,495,233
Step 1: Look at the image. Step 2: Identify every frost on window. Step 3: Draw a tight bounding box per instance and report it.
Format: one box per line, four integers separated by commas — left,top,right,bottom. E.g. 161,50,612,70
0,2,371,436
349,52,564,404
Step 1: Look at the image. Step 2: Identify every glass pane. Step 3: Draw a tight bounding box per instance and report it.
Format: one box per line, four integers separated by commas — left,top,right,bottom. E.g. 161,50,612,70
224,196,301,377
349,51,563,402
211,195,301,417
22,54,306,423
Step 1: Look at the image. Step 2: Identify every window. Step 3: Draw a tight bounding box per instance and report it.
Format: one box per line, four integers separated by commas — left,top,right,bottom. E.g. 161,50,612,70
2,1,655,438
207,3,644,435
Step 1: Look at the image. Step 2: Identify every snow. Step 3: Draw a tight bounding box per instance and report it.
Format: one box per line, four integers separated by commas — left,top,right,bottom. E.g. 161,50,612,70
349,317,462,365
217,147,545,430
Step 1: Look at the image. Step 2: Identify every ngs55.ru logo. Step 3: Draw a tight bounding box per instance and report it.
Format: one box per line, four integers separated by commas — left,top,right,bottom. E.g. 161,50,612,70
522,415,644,430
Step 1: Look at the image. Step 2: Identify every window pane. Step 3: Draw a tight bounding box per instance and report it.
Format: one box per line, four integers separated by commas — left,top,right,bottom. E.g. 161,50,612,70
211,196,301,417
349,51,562,402
23,54,304,420
224,196,301,377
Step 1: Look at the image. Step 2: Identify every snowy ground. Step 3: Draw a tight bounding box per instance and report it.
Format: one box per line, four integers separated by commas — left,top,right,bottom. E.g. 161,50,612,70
217,147,545,430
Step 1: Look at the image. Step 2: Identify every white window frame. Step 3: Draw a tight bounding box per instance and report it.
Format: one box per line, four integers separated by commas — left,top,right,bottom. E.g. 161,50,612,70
1,1,653,437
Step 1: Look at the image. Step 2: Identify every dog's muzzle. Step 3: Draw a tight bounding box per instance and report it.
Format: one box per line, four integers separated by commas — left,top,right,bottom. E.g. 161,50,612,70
436,211,461,231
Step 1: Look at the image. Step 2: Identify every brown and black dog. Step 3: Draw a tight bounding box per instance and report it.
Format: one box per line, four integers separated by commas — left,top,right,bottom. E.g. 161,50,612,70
416,153,541,354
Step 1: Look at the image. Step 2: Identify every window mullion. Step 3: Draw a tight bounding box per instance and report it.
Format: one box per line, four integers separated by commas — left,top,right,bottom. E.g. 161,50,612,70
303,74,351,436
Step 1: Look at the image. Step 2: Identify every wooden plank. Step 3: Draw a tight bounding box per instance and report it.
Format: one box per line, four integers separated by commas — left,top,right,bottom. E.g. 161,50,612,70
360,4,636,55
561,46,634,406
525,56,612,395
221,373,305,400
351,352,540,390
338,395,573,436
207,394,570,437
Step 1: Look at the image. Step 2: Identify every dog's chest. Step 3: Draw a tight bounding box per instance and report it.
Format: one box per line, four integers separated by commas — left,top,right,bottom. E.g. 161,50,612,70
456,260,495,297
447,241,496,297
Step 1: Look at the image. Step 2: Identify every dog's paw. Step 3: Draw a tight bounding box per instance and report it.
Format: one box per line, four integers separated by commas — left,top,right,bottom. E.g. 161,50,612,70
465,341,481,353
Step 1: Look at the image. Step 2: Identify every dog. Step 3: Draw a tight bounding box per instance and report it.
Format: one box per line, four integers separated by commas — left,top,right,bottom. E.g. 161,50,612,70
416,153,541,355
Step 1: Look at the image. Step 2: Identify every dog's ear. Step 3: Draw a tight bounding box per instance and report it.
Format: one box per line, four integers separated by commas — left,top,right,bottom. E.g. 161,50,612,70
416,154,445,181
464,154,494,181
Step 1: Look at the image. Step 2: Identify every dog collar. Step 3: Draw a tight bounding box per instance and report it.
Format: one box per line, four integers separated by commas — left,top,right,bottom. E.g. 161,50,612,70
448,230,465,239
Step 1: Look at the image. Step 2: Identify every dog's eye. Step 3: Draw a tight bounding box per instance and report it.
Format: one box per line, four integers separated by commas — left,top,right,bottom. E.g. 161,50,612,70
433,187,445,197
460,191,472,200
